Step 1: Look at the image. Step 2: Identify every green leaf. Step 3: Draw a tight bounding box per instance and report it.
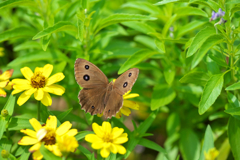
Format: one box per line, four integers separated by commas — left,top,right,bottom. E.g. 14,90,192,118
186,27,215,57
106,153,116,160
56,108,73,121
0,118,7,140
118,49,158,74
19,147,31,160
122,1,162,14
163,65,175,85
162,14,177,37
175,7,208,18
226,81,240,90
0,27,36,43
78,145,93,159
41,34,51,51
179,70,210,86
121,21,155,34
198,125,214,160
139,138,167,153
209,51,228,68
32,21,77,40
3,94,16,116
180,129,200,160
191,34,224,69
75,131,94,141
189,0,221,12
134,35,156,49
111,117,131,135
199,74,224,115
0,0,36,9
155,0,188,5
7,50,69,67
8,117,33,131
151,84,176,111
227,92,240,108
124,135,139,159
225,107,240,116
155,39,165,54
138,110,158,136
40,144,62,160
14,41,41,51
228,116,240,160
95,14,157,34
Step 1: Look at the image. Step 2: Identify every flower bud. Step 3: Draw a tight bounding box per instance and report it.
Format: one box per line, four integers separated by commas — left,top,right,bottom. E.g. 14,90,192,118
1,149,9,158
1,109,8,117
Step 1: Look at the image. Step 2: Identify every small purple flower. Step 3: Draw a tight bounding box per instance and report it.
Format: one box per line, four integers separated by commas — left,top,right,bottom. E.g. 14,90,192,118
210,11,219,21
214,18,227,26
218,8,225,17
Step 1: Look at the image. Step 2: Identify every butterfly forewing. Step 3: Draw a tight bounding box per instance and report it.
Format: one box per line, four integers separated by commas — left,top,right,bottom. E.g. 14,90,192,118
113,68,139,95
74,58,108,88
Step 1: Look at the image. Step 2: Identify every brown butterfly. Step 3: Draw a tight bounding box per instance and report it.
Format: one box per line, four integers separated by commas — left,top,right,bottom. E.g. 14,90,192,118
74,58,139,118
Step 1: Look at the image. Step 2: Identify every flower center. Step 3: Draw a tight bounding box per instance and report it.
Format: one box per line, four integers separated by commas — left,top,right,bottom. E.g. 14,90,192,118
103,133,113,143
31,72,46,88
41,128,56,145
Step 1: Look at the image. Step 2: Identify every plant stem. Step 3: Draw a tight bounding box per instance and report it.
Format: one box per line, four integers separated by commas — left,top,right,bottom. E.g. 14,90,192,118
38,101,41,121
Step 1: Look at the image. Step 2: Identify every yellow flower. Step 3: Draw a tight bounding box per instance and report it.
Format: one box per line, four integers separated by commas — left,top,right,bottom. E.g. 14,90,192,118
18,115,78,160
12,64,65,106
204,148,219,160
97,79,139,118
85,121,128,158
0,69,14,97
57,134,79,155
0,47,4,57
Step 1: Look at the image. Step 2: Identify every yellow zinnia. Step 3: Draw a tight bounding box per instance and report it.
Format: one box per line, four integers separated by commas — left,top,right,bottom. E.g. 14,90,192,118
204,148,219,160
18,115,78,160
0,69,14,97
85,121,128,158
57,134,79,155
12,64,65,106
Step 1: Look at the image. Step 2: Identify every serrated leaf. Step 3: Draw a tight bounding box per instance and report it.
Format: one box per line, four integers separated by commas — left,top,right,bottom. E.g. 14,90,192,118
228,116,240,160
95,14,157,34
151,84,176,111
199,74,224,115
0,27,36,43
179,70,210,86
139,138,166,153
198,125,214,160
118,49,158,74
186,27,215,57
226,81,240,90
32,21,77,40
191,34,224,69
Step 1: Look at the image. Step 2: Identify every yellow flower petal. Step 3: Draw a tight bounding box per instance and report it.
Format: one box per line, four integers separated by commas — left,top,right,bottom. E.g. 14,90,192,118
123,93,139,99
92,123,104,138
92,142,104,149
13,84,32,91
85,134,103,143
41,92,52,106
32,150,43,160
29,142,41,153
51,145,62,157
102,122,112,134
113,137,128,144
43,84,65,96
112,127,124,139
29,118,42,132
120,107,131,116
18,136,39,145
34,67,43,73
46,73,65,86
115,112,122,119
25,88,37,96
21,67,33,81
123,100,139,110
116,144,126,154
0,69,13,81
17,91,31,106
110,144,118,154
0,80,8,88
20,129,37,138
34,88,44,100
66,129,78,136
4,81,13,90
46,116,57,131
56,121,72,136
100,147,110,158
12,89,25,95
0,88,6,97
12,79,30,85
42,64,53,78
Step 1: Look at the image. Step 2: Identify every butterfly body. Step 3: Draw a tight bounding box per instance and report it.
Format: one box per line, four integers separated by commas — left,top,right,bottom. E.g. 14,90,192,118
74,58,139,118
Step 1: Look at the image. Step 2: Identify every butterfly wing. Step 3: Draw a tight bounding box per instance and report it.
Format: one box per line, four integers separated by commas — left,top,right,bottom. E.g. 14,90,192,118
103,89,123,118
113,68,139,95
74,58,109,115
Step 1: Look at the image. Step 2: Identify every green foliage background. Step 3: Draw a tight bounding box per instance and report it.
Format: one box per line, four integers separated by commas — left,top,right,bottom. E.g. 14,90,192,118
0,0,240,159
